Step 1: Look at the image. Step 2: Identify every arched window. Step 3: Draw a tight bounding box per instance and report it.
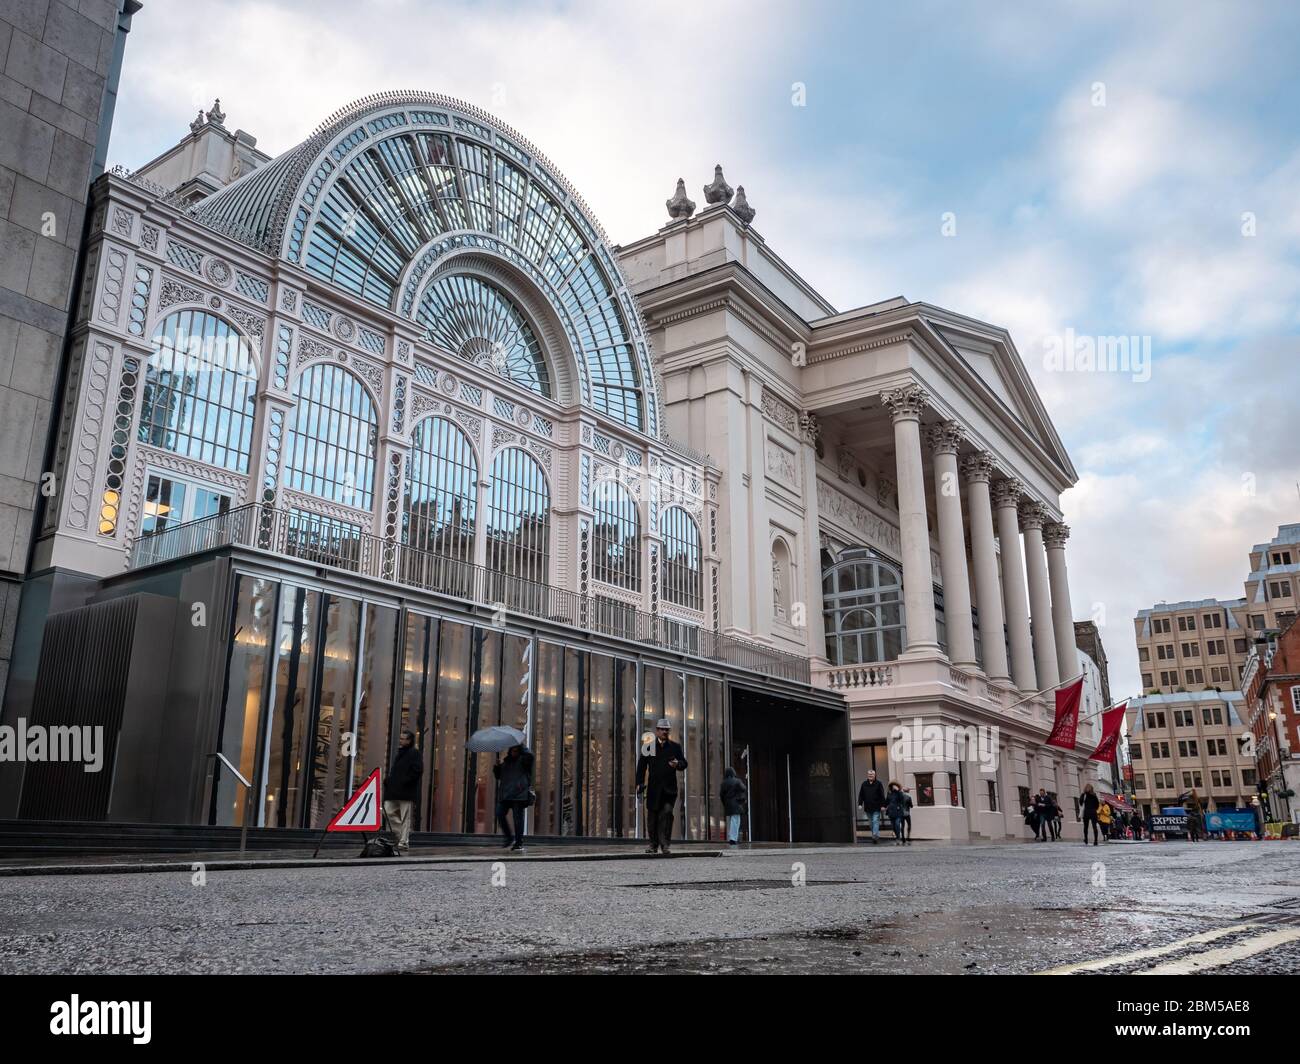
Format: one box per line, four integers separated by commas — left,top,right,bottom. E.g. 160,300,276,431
660,507,702,611
403,416,477,559
138,309,258,473
285,363,377,510
822,553,906,665
591,478,640,589
487,447,550,587
417,274,550,397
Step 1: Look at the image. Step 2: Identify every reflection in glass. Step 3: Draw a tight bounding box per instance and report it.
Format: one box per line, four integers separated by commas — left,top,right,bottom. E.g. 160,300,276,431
216,576,276,825
139,309,257,473
584,653,616,836
486,447,550,607
532,641,564,836
822,554,906,665
561,645,580,835
354,603,399,790
660,507,702,610
263,585,320,827
398,611,436,831
618,659,638,836
429,619,471,833
402,416,477,597
684,674,707,840
592,479,640,589
308,595,361,828
705,678,726,841
285,362,377,510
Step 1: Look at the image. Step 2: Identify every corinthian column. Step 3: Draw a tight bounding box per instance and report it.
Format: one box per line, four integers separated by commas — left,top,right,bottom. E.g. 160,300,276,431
881,384,939,655
1019,500,1060,690
992,478,1037,693
961,452,1010,682
927,422,977,668
1045,521,1079,683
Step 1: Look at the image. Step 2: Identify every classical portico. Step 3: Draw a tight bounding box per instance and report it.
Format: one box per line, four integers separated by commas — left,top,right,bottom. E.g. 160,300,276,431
617,183,1097,842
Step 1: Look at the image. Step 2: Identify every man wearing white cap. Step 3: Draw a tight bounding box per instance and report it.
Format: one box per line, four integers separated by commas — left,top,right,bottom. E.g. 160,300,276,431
636,718,688,854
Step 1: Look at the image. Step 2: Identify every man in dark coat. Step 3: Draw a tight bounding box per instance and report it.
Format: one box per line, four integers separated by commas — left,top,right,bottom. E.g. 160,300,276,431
720,766,747,845
858,769,887,844
636,718,687,854
493,744,534,851
384,730,423,854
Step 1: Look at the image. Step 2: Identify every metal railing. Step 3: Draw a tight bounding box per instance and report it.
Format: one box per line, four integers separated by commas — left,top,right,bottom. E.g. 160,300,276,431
127,503,811,683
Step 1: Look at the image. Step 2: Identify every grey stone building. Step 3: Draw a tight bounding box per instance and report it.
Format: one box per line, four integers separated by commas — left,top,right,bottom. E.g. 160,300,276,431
0,0,139,691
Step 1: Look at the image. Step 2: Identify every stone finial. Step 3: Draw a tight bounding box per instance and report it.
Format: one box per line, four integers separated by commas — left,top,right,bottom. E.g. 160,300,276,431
190,109,206,134
665,178,696,220
206,98,226,126
731,184,756,225
703,164,733,205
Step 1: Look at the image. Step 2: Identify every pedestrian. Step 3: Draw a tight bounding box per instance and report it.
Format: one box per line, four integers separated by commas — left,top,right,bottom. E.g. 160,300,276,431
858,769,887,845
1184,790,1203,842
901,786,914,844
383,729,423,855
1033,788,1051,842
1251,795,1265,840
1098,799,1112,841
1131,811,1143,841
1048,791,1062,841
493,743,534,852
720,766,747,846
1081,783,1101,846
886,781,908,845
636,718,687,855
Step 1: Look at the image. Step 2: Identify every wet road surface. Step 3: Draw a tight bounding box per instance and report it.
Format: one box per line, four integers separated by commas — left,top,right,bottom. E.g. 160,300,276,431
0,840,1295,974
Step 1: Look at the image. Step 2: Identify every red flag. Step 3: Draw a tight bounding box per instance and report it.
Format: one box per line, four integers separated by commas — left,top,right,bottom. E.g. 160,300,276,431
1088,703,1127,763
1046,677,1084,749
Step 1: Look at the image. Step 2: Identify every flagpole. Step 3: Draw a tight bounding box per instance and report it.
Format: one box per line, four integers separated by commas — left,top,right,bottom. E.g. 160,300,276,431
1001,671,1134,726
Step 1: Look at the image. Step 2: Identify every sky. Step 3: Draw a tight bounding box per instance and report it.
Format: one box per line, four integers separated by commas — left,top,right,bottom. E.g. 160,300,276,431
108,0,1300,700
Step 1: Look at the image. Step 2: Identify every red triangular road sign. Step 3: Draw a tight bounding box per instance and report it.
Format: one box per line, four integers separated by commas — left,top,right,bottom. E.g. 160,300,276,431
327,768,383,831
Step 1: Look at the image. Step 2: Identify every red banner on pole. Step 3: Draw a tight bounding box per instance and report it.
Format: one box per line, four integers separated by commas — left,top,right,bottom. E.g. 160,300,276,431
1046,677,1084,749
1088,703,1127,763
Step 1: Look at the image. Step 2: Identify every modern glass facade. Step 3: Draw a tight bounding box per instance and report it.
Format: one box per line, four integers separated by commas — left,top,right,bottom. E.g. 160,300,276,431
215,572,734,840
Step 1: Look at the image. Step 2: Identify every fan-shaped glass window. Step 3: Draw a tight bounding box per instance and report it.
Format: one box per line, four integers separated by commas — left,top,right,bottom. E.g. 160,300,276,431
822,555,906,665
661,507,702,611
138,310,258,473
402,416,477,596
591,478,640,590
487,447,550,588
417,274,549,397
285,363,377,510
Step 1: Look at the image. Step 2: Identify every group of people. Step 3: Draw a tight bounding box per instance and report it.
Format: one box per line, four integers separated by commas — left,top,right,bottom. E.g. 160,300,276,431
855,769,914,845
1078,783,1139,844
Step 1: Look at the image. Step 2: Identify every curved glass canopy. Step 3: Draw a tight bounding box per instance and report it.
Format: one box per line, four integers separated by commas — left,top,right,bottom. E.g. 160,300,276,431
416,274,549,397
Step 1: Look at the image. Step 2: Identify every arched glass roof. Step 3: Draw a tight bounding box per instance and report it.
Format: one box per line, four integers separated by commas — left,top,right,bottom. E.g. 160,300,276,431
192,92,658,435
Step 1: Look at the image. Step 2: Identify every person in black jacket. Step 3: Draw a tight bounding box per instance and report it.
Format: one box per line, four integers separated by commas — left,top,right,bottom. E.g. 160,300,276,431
384,730,423,854
885,781,908,845
636,718,688,854
1080,783,1100,845
720,766,747,845
858,769,887,844
493,744,535,851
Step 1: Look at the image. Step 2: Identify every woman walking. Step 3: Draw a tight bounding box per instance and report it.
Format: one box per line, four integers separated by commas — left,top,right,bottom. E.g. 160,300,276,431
1081,783,1101,845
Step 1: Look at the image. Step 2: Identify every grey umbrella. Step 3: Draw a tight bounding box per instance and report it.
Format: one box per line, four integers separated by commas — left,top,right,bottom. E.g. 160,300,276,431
465,725,527,753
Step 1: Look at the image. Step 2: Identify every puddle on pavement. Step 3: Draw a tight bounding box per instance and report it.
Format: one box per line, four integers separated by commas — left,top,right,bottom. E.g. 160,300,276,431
415,905,1207,974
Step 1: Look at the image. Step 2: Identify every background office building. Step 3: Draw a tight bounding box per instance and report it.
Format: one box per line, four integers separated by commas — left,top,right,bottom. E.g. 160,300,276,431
0,90,1095,843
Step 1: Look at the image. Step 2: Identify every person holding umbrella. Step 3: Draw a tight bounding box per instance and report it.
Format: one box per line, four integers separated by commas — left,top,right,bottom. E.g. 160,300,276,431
466,725,533,852
636,718,687,855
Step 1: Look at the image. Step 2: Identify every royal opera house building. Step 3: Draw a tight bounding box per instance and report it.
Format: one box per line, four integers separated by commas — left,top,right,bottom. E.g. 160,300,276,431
0,92,1100,844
